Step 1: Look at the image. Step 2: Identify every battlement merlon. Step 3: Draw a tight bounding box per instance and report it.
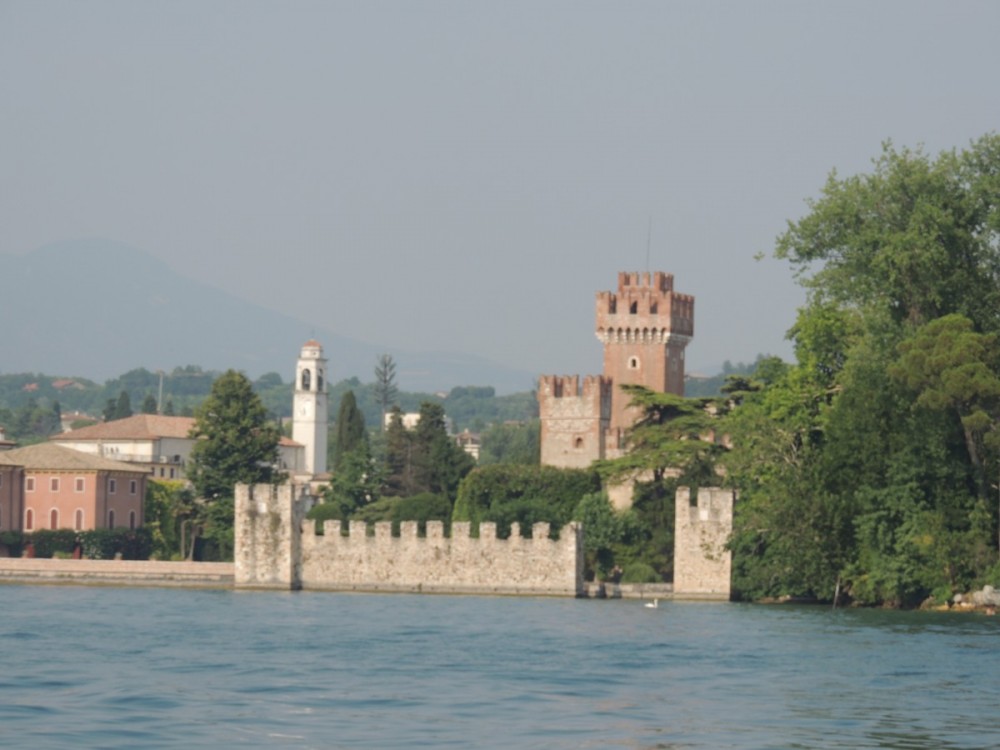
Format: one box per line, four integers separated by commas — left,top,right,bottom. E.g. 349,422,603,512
619,271,673,292
537,374,612,399
301,519,571,541
595,272,694,335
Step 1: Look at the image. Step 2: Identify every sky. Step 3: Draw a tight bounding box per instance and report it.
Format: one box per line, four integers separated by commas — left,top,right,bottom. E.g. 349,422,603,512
3,1,1000,380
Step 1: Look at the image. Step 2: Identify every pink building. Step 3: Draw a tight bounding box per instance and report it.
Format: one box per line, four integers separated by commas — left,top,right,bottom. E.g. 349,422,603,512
0,443,148,533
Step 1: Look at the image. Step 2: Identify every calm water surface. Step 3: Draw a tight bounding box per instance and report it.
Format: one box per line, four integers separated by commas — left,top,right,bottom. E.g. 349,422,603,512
0,586,997,749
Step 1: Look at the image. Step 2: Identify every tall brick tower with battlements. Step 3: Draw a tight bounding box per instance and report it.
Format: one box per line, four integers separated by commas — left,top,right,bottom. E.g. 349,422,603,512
539,271,694,469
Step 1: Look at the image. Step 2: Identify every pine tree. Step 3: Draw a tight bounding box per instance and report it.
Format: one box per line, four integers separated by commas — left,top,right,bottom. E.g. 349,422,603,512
141,393,158,414
333,390,367,470
373,354,399,431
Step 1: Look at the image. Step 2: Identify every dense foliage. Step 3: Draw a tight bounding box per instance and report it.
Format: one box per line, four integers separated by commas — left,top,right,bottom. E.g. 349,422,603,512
1,528,153,560
723,136,1000,606
453,464,600,537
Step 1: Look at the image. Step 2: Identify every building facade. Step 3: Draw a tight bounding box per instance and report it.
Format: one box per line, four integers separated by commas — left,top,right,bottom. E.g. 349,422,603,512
0,443,148,532
539,271,694,468
51,414,197,480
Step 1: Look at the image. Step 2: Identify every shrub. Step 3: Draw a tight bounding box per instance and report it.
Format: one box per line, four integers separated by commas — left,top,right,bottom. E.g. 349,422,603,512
28,529,78,558
0,530,25,558
306,501,347,534
78,528,153,560
620,562,660,583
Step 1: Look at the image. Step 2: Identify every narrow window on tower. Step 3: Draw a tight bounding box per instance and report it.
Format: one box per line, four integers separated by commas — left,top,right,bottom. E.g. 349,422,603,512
628,357,640,370
301,369,311,390
629,301,638,314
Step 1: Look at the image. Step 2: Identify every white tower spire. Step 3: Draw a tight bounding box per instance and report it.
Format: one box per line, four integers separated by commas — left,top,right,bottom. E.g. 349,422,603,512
292,340,328,477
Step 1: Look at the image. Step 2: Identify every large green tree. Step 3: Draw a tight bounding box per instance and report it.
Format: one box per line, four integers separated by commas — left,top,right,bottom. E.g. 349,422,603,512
187,370,283,501
725,136,1000,605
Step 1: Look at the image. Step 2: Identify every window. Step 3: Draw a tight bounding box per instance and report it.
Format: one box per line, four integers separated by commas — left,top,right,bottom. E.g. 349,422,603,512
629,301,638,314
574,437,584,449
169,468,175,479
108,509,115,529
628,356,640,370
108,478,117,494
129,510,137,530
25,508,33,531
301,368,311,390
75,477,85,493
130,479,138,495
50,477,60,492
26,477,35,492
50,508,58,530
0,506,3,529
0,474,3,488
75,509,84,531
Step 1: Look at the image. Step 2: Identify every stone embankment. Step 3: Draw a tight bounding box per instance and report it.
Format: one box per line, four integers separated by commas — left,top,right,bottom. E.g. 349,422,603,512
0,558,234,588
951,585,1000,613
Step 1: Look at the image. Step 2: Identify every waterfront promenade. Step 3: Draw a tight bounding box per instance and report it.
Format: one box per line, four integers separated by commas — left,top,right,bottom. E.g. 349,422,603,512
0,557,680,598
0,558,234,588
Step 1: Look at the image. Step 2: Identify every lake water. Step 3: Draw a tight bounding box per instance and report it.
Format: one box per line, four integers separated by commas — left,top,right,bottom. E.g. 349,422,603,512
1,586,998,750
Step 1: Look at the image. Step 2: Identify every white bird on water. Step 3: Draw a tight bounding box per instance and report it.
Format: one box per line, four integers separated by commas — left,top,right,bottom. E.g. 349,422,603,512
644,599,659,609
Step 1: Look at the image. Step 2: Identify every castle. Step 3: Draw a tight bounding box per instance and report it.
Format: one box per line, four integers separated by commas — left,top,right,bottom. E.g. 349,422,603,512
538,271,694,471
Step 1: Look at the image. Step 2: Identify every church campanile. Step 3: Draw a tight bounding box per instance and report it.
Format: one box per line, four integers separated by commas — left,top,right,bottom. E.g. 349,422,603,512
292,340,328,477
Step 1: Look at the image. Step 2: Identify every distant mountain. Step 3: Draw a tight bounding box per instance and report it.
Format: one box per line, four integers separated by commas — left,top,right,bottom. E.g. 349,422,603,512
0,240,536,394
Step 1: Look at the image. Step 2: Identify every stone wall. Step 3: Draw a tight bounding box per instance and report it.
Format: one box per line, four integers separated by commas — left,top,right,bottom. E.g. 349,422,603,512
673,486,733,600
235,483,584,596
234,483,305,589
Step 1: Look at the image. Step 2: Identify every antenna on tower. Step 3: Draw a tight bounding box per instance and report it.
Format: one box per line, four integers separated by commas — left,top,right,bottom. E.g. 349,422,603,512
646,216,652,272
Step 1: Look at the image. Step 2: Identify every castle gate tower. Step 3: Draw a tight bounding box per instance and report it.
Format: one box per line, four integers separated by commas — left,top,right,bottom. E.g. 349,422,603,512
292,340,328,477
596,271,694,439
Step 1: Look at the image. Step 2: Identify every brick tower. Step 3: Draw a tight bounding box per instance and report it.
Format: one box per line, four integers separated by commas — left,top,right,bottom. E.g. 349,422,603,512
597,271,694,449
539,271,694,468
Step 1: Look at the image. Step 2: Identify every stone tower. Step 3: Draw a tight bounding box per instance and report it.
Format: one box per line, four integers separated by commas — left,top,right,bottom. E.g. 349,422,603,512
292,340,328,477
539,271,694,467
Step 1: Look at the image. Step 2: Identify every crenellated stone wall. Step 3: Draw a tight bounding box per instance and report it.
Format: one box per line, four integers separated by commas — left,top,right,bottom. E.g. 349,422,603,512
235,484,584,596
673,486,733,600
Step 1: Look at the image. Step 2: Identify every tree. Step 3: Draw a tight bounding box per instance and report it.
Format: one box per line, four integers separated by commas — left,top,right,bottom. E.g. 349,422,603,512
141,393,158,414
383,406,412,496
479,420,540,465
373,354,399,430
187,370,283,501
596,386,724,486
725,135,1000,605
333,390,367,471
104,390,132,422
410,401,475,500
776,136,1000,333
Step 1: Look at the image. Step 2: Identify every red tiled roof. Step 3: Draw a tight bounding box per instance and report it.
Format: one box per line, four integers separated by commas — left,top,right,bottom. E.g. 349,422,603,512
51,414,197,442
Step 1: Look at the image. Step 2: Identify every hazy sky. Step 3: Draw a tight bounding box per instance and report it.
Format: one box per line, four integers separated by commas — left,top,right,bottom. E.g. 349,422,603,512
3,1,999,379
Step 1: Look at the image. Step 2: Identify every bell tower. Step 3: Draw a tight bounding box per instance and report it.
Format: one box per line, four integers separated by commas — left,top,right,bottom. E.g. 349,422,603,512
596,271,694,436
292,340,328,477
